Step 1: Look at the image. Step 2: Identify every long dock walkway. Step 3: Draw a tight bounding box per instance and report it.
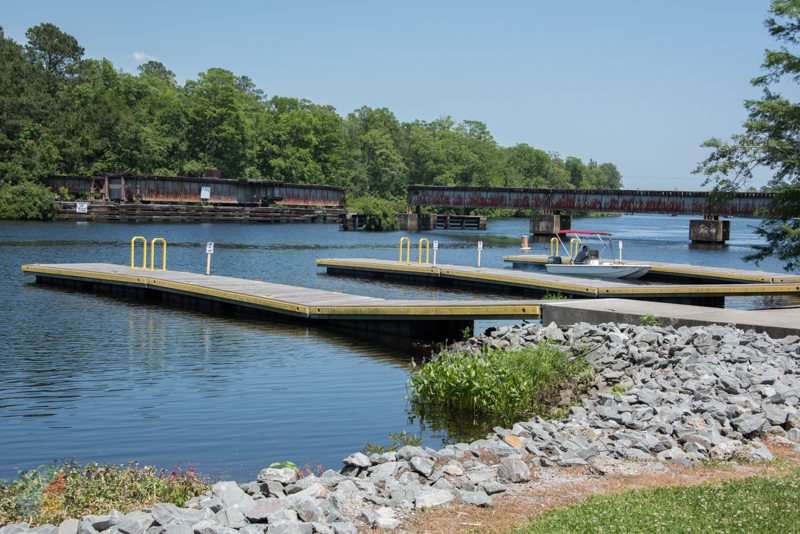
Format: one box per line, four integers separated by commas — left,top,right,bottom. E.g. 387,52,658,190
503,254,800,284
316,258,800,306
21,263,543,339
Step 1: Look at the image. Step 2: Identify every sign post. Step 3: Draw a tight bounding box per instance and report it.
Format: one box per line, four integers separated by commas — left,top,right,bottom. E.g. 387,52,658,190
618,240,623,263
477,241,483,267
433,240,438,267
206,242,214,275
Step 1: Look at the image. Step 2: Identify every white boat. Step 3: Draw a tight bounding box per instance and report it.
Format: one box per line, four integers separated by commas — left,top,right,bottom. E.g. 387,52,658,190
544,230,651,280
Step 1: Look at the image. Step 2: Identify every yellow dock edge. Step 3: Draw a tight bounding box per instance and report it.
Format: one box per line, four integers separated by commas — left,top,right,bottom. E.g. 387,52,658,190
440,268,598,296
147,279,311,317
309,304,541,316
502,255,793,283
316,259,441,274
22,265,149,285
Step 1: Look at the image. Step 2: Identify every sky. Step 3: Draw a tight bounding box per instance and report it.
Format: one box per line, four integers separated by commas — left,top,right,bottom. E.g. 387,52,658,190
3,0,794,190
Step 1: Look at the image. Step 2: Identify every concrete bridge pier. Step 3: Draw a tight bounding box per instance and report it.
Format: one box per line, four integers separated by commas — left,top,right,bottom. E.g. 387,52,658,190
689,218,730,244
530,213,572,237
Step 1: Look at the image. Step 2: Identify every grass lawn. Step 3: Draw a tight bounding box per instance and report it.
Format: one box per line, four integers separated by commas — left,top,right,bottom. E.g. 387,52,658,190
515,466,800,534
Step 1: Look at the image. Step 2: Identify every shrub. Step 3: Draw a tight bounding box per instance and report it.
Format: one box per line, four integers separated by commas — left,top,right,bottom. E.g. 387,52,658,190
0,181,59,220
346,194,401,231
0,460,209,528
407,341,587,426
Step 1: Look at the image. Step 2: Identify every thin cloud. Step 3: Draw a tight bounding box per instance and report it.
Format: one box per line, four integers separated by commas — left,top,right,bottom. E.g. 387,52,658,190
131,52,157,63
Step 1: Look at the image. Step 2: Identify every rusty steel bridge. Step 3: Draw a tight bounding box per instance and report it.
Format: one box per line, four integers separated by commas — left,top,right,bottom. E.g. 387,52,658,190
47,174,348,207
48,175,775,218
405,185,773,217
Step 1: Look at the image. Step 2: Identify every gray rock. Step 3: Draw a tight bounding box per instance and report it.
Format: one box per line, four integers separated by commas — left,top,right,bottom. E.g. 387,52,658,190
396,446,431,461
410,456,435,477
496,457,530,483
292,500,325,523
257,469,298,485
117,512,155,534
212,481,256,511
213,510,247,529
330,524,357,534
58,520,79,534
265,522,309,534
731,415,768,436
480,481,508,495
415,488,455,509
342,453,370,469
456,490,493,507
748,442,775,462
163,525,193,534
245,499,291,523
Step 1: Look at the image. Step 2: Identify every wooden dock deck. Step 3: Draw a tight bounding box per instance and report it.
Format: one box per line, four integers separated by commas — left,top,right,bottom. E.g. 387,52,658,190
503,254,800,284
316,258,800,306
21,263,543,339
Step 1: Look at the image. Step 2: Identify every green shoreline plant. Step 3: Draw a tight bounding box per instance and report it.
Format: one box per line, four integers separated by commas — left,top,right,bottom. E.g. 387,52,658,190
406,340,587,426
0,460,210,528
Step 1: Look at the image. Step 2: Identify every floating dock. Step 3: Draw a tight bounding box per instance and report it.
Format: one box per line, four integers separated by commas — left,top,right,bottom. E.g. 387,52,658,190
316,258,800,306
503,254,800,284
21,263,543,340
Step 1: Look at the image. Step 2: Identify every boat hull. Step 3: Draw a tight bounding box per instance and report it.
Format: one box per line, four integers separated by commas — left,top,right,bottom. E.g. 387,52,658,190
545,263,651,279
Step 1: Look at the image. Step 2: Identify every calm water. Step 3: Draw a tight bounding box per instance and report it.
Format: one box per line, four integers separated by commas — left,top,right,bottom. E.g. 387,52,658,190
0,214,795,481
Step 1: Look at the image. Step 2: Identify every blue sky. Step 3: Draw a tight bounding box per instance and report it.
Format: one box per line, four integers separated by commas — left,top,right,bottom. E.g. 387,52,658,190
3,0,793,190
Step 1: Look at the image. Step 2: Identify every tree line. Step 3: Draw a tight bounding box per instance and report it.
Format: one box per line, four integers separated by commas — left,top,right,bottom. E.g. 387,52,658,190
0,22,623,213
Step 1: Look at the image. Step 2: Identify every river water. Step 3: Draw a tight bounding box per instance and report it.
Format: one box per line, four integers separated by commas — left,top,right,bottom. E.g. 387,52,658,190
0,214,796,481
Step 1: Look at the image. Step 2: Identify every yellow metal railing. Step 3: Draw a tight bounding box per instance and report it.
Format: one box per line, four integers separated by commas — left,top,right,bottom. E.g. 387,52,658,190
418,238,429,264
550,237,558,257
150,238,167,271
131,237,168,270
570,238,579,261
131,237,147,269
399,237,410,262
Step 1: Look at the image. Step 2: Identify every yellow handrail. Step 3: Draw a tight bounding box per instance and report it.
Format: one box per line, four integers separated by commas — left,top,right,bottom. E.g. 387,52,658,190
399,237,410,262
570,238,579,261
550,237,558,257
418,238,429,264
131,237,147,269
150,238,167,271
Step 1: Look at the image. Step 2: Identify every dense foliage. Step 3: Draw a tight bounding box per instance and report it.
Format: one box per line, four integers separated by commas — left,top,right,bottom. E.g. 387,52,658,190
0,460,209,527
406,342,587,426
694,0,800,272
0,23,623,214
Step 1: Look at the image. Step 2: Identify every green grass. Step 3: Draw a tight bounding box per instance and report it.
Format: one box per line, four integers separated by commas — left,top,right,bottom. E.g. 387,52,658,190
516,467,800,534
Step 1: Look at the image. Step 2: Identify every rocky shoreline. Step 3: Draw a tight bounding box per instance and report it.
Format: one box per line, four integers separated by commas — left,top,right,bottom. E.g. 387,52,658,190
3,321,800,534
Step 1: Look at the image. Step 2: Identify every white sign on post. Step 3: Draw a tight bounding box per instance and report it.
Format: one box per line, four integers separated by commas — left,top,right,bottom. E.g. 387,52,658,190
433,241,438,250
478,241,483,250
200,187,211,200
76,202,88,213
206,242,214,254
619,240,623,249
205,242,214,275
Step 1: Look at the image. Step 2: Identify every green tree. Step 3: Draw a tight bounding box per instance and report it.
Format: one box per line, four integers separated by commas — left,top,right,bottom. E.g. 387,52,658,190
694,0,800,272
24,23,85,92
184,68,258,176
137,60,175,83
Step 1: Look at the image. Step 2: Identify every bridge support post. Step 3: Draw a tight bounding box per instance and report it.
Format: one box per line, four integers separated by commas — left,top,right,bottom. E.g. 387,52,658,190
398,213,436,231
530,213,572,237
689,219,730,243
